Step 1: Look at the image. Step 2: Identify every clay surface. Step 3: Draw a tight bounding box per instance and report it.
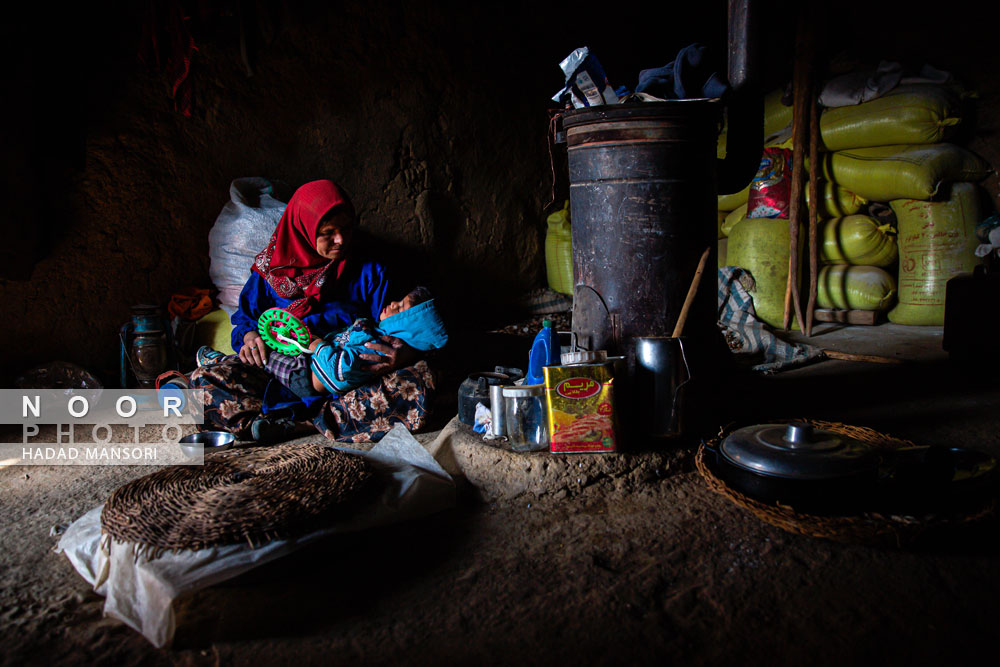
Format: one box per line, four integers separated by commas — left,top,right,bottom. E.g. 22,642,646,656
428,417,686,503
3,326,1000,665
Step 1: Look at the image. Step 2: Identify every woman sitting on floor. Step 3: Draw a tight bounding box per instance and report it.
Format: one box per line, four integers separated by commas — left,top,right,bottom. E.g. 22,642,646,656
190,179,439,444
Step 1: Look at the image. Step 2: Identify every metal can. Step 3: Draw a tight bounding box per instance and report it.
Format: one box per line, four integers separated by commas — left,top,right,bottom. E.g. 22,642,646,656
489,384,507,438
544,363,618,454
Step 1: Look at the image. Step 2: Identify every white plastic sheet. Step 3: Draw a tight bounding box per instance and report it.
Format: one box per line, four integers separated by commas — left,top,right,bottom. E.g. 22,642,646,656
819,61,952,108
57,425,454,647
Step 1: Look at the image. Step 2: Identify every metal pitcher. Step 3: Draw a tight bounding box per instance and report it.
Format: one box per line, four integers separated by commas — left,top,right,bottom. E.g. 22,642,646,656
634,337,692,439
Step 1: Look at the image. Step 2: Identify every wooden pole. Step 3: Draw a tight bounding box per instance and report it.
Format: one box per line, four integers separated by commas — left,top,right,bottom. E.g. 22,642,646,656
672,245,712,339
823,350,904,365
805,84,821,336
782,6,813,333
782,254,794,329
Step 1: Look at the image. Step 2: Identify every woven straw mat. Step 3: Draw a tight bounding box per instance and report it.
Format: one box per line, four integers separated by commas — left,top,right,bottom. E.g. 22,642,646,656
101,443,375,553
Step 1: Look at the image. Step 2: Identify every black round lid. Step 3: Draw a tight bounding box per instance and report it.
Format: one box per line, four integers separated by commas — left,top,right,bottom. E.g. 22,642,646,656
720,422,879,480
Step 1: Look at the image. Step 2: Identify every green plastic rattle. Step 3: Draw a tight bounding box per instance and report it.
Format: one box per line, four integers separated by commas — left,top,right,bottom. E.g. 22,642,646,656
257,308,312,356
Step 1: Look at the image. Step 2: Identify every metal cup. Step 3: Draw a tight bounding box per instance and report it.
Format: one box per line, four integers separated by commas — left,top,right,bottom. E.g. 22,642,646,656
633,337,692,439
489,384,507,438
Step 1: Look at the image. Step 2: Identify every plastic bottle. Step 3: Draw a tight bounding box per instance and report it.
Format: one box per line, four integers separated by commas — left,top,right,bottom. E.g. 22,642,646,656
157,381,188,412
525,320,560,386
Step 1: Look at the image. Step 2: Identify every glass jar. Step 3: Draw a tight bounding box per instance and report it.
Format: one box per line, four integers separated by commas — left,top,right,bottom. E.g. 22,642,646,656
502,384,549,452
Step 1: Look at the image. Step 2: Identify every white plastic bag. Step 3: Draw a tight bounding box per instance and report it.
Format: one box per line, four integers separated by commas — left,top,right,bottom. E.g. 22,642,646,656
57,425,454,647
208,178,288,314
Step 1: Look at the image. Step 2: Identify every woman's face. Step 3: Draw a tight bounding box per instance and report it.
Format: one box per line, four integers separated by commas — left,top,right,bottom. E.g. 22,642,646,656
314,210,354,261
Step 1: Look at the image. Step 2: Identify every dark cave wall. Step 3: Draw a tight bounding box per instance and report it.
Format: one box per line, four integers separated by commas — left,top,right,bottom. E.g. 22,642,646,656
2,1,999,384
0,1,727,384
1,3,554,382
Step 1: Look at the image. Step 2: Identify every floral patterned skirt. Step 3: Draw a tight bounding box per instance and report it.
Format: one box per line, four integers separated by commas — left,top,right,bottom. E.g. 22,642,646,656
189,358,436,443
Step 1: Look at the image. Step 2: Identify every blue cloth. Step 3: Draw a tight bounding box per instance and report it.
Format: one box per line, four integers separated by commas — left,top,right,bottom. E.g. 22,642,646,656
377,298,448,352
228,257,391,415
636,43,729,100
311,299,448,394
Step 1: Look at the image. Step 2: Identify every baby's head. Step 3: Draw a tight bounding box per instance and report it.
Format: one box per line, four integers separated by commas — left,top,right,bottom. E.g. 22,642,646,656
379,286,432,321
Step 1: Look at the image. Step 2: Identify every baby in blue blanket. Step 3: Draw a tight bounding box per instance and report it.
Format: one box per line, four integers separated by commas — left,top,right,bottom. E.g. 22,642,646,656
299,286,448,395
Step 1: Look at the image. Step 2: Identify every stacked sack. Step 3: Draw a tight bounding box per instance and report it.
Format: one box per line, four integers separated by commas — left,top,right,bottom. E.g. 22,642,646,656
717,81,991,327
717,89,794,273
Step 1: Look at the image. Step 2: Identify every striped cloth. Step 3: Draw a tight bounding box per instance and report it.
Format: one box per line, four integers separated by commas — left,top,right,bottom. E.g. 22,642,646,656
265,351,310,385
717,267,824,374
199,349,311,391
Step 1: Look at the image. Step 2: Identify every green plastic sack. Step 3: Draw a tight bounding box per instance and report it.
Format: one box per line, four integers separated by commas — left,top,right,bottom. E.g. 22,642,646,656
717,88,794,159
821,215,898,266
822,143,991,202
718,237,728,268
717,210,728,239
819,85,962,152
817,265,897,311
805,181,866,217
762,88,794,141
889,182,981,325
721,204,747,237
545,200,573,295
727,217,802,328
194,308,236,355
718,183,751,212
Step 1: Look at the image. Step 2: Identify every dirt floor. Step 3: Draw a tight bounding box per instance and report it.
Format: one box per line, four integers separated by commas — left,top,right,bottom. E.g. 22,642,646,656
3,324,1000,666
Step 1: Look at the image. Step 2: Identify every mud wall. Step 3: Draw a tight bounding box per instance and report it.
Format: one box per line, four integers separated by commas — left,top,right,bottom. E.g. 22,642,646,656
2,1,997,385
1,1,727,384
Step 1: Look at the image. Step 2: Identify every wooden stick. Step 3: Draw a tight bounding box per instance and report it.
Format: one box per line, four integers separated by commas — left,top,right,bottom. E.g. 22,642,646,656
823,349,904,365
672,245,712,338
805,82,821,336
783,7,812,333
783,254,794,330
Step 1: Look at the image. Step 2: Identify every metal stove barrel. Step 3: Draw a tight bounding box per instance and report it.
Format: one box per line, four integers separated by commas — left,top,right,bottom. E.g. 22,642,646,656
564,101,721,371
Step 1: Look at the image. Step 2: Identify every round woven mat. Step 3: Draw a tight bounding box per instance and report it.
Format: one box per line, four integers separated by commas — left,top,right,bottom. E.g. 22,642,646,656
695,418,996,547
101,443,375,553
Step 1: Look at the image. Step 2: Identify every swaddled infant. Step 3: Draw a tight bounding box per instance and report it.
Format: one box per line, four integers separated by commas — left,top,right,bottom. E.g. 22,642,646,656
271,286,448,397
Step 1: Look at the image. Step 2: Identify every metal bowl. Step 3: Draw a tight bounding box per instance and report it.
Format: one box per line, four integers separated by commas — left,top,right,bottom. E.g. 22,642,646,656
179,431,235,458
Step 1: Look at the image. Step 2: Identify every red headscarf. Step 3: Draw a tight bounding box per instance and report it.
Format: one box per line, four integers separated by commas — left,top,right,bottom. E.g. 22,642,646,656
252,180,355,318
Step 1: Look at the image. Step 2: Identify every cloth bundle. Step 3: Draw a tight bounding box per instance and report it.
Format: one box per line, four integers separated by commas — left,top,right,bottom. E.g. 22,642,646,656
717,267,824,373
636,43,729,100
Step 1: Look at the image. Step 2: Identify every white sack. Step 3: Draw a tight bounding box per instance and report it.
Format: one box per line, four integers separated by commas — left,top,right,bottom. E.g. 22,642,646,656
208,178,287,314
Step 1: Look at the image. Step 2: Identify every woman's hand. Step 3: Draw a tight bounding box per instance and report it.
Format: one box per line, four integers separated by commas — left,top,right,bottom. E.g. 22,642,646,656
239,331,270,367
360,335,419,376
